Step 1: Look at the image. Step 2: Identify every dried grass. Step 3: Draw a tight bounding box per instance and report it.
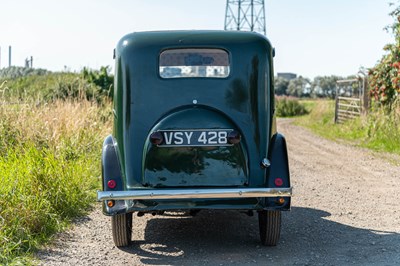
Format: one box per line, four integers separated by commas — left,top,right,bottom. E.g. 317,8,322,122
0,97,112,264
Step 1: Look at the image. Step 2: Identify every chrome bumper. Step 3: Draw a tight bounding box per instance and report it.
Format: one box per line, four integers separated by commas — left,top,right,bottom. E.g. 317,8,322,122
97,187,292,201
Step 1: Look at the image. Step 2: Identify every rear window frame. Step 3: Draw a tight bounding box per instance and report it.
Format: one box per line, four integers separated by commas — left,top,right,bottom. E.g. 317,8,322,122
158,47,231,79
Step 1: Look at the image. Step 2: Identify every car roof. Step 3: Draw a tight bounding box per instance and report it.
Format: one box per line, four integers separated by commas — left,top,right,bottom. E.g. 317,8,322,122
117,30,272,51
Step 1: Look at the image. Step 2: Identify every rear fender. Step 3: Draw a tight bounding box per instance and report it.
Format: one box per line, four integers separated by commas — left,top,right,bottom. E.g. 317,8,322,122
264,133,291,210
101,135,126,215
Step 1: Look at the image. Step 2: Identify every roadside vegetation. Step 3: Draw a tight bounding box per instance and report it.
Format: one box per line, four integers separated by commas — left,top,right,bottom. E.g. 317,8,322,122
0,68,113,264
294,99,400,156
0,66,113,103
275,96,309,117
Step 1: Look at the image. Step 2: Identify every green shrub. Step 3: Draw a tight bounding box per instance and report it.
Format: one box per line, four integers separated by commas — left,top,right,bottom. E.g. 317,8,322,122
82,66,114,99
275,97,309,117
368,3,400,105
0,68,113,103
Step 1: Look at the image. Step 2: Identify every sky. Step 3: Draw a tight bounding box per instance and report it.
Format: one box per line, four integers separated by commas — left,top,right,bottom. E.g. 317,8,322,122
0,0,395,79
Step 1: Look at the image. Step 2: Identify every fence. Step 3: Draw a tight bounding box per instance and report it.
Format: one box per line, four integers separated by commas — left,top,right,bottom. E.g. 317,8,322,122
335,96,362,123
334,75,369,124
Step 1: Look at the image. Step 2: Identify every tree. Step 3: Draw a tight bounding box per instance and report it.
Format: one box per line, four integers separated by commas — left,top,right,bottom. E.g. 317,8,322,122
274,76,289,96
287,76,311,97
311,75,341,99
369,2,400,105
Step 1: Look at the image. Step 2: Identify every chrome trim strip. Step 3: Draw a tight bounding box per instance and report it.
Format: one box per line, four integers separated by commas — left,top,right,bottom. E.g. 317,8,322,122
97,187,292,201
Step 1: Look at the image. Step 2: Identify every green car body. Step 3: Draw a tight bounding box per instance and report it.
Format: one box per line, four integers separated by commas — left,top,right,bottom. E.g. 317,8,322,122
98,30,292,247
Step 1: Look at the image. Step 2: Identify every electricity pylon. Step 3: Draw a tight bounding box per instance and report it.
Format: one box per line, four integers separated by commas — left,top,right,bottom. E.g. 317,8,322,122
224,0,266,35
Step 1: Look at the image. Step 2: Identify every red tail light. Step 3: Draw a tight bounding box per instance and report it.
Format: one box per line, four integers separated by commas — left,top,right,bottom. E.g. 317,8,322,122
107,180,117,189
274,178,283,187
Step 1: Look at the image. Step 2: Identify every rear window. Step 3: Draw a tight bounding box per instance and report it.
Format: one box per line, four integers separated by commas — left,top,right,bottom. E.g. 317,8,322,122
159,48,230,78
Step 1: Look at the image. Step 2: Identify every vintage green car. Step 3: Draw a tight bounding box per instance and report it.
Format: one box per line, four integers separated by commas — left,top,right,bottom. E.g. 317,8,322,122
98,30,292,247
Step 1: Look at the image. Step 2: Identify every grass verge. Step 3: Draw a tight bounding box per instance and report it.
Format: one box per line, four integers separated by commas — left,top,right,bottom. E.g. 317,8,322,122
0,99,112,264
294,99,400,155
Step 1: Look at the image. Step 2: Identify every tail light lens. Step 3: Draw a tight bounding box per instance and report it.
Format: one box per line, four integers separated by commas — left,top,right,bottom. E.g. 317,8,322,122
107,200,115,208
107,180,117,189
277,197,285,205
274,178,283,187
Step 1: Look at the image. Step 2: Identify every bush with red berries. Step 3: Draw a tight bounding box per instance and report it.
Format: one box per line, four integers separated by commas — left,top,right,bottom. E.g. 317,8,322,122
369,5,400,106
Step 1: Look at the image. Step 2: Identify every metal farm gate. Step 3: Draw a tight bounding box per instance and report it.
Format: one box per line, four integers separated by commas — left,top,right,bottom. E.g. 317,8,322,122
335,74,369,124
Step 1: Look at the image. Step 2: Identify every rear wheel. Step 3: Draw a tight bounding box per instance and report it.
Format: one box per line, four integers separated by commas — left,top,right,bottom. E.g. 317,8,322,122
258,210,281,246
111,213,132,247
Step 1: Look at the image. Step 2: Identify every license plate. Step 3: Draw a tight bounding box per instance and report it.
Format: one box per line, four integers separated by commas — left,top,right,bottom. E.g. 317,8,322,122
158,129,233,147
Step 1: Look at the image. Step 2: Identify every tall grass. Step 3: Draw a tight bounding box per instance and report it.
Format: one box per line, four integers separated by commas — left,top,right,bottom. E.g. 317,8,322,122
365,99,400,153
295,99,400,155
0,98,112,264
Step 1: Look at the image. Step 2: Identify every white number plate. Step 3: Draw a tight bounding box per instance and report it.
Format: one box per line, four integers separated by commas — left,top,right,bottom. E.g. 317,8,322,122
158,129,233,147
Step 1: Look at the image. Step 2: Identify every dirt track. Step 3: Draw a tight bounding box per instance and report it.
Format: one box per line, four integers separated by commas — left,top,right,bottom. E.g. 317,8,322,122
37,119,400,265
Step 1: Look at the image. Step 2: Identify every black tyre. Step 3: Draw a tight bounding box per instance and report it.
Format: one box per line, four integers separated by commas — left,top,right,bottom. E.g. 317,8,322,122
111,213,132,247
258,210,281,246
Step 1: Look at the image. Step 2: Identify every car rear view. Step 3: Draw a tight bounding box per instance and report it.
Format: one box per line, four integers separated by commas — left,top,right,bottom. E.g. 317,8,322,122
98,30,292,247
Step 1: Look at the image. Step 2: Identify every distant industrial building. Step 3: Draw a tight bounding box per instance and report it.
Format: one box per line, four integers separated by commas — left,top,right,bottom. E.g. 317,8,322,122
277,72,297,80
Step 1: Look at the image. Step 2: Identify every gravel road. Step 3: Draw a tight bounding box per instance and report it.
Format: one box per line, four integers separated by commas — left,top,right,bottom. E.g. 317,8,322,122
37,119,400,265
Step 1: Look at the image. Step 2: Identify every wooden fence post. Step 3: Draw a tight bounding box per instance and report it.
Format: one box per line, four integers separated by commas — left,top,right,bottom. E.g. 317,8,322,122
335,90,339,123
362,77,369,114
